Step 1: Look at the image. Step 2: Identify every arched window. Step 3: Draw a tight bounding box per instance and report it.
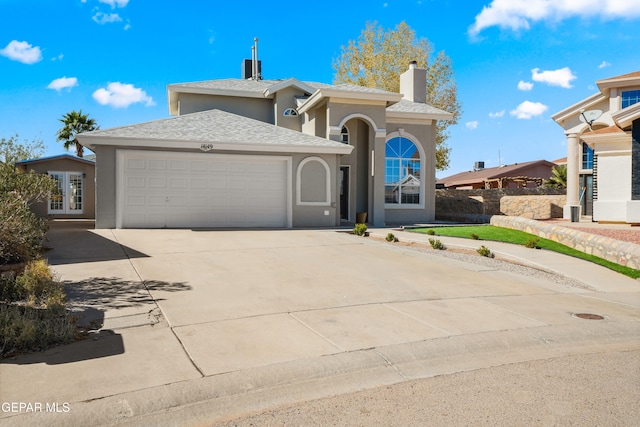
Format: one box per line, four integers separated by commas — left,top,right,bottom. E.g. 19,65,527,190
340,126,349,144
385,136,421,205
283,108,298,116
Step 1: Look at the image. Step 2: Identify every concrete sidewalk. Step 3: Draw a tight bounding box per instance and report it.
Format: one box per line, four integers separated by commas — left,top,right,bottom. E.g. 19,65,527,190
1,222,638,426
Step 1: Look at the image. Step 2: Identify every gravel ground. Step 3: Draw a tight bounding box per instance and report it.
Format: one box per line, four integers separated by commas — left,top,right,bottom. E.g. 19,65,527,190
213,350,640,427
373,236,595,291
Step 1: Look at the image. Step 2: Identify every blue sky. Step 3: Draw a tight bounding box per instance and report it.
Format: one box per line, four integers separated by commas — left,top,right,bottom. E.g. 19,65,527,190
1,0,639,177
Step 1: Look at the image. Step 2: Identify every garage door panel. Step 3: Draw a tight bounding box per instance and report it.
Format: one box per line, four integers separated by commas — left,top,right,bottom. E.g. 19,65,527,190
120,151,288,228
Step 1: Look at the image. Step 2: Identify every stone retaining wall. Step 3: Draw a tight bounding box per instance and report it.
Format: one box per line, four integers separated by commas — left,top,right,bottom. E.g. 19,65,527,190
436,189,565,223
500,195,566,219
490,215,640,270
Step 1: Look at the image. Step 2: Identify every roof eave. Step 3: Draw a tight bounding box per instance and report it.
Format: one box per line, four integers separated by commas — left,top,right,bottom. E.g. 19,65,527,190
612,102,640,129
297,88,403,114
551,92,605,123
77,134,353,155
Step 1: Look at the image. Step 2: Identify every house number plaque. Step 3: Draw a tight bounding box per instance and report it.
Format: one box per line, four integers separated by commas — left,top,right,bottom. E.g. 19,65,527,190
200,143,214,152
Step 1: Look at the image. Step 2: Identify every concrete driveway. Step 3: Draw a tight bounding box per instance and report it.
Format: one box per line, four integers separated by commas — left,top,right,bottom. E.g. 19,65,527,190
1,221,638,426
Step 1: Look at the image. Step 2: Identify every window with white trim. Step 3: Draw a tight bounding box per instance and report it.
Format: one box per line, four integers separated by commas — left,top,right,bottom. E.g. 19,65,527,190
48,171,83,214
340,126,349,144
385,137,421,205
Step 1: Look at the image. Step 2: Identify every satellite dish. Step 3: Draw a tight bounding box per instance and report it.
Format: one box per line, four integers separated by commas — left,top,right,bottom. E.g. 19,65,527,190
579,109,602,125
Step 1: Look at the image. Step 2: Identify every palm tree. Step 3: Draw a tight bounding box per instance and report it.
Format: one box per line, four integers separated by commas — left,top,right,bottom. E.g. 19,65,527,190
56,110,99,158
544,164,567,189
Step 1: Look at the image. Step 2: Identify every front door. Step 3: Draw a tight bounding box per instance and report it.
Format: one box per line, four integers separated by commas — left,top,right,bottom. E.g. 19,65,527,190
340,166,349,220
48,171,84,214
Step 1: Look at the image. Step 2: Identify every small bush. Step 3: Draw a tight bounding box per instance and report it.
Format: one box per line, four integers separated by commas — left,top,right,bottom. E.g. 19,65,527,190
353,223,368,236
14,260,65,308
385,233,398,242
470,233,480,240
426,229,436,235
525,237,541,249
0,303,74,358
477,245,494,258
429,238,445,250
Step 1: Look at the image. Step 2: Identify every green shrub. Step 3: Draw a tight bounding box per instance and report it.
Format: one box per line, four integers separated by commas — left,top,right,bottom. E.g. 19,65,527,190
477,245,494,258
525,237,541,249
15,260,65,308
429,238,445,250
385,232,398,242
353,223,368,236
0,303,74,358
470,233,480,240
426,229,436,235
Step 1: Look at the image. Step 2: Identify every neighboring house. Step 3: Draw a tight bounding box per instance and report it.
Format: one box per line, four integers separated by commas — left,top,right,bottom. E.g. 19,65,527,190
77,61,453,229
16,154,95,219
436,160,556,189
552,71,640,224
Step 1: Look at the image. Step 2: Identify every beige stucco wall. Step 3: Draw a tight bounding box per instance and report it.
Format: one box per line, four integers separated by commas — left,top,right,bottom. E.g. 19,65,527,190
94,146,117,228
274,87,304,132
178,93,274,124
21,158,96,220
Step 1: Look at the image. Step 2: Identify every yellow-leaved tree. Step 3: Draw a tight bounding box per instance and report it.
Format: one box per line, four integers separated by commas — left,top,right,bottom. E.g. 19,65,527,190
333,21,461,171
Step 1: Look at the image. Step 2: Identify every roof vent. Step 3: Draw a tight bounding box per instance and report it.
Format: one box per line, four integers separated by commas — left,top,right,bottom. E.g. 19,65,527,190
474,161,485,171
242,37,262,80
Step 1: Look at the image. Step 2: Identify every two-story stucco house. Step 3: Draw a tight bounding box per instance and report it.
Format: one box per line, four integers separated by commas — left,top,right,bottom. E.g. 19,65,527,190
552,71,640,224
77,62,453,229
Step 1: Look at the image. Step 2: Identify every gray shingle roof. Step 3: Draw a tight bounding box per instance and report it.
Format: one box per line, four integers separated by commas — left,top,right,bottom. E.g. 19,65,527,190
168,78,399,97
81,109,348,149
168,78,280,94
386,99,452,116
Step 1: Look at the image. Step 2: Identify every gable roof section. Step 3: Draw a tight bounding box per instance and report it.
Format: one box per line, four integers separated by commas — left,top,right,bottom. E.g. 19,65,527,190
437,160,555,187
297,84,402,114
551,92,605,124
597,71,640,92
16,153,95,166
262,78,317,97
612,101,640,129
386,99,453,122
77,109,353,155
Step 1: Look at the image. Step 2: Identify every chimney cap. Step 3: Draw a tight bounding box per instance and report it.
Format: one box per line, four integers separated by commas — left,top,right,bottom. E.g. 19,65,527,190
409,60,417,68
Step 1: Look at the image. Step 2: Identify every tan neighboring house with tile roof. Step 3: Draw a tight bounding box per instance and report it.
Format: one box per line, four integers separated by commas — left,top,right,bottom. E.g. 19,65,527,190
77,61,453,229
437,160,556,189
552,71,640,224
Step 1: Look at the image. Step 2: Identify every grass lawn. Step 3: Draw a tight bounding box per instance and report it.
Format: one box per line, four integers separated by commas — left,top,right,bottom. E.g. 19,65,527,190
410,226,640,280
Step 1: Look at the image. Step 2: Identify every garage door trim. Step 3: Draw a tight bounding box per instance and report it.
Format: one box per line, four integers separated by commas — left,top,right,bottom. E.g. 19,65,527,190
116,149,292,229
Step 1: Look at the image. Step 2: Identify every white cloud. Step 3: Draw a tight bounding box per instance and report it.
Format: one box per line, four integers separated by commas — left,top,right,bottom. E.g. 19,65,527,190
99,0,129,7
466,121,479,130
51,53,64,61
92,12,122,24
93,82,155,108
598,60,611,69
510,100,548,119
518,80,533,91
47,77,78,91
531,67,576,88
469,0,640,37
0,40,42,64
489,110,505,118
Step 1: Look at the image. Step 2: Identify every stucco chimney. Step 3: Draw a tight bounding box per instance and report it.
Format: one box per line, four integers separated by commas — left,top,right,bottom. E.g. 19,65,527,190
400,61,426,103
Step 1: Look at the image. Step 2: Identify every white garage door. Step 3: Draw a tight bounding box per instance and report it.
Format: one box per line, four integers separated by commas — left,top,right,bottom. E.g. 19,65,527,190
118,150,290,228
